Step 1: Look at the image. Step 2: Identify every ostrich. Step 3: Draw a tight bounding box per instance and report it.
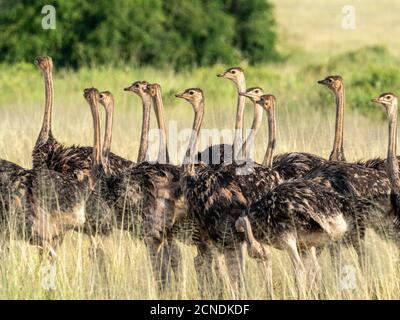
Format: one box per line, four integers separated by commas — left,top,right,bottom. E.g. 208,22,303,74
81,88,115,284
196,67,246,164
139,83,184,286
267,75,349,181
98,84,181,289
33,56,133,181
177,90,284,298
371,93,400,233
124,81,151,163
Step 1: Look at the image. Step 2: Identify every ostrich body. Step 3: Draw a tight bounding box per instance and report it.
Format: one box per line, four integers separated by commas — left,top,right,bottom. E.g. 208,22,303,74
236,178,354,298
0,160,26,213
32,56,133,181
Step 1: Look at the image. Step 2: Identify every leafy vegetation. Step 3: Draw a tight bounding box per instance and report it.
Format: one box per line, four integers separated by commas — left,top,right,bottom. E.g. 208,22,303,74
0,0,279,69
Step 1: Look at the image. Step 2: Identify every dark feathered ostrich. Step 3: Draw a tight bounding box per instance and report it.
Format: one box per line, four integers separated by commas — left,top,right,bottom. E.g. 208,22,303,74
32,56,133,181
177,89,285,298
98,84,182,290
138,83,184,286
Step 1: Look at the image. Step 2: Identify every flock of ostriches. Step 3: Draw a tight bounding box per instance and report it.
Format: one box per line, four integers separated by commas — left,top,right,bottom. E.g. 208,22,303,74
0,56,399,299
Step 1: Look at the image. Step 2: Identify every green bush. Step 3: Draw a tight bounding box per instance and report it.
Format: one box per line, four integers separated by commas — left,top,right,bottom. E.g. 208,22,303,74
304,46,400,114
0,0,279,69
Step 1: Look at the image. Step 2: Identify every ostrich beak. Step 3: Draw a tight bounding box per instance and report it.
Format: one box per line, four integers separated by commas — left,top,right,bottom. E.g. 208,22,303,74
123,87,131,91
175,93,184,98
217,72,225,78
371,98,380,103
317,79,329,85
239,92,252,98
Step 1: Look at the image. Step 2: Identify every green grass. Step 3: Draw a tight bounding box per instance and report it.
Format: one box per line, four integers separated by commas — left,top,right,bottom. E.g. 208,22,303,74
0,0,400,299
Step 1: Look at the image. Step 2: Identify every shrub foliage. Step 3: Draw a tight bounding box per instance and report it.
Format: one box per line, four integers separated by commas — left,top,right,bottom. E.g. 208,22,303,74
0,0,279,68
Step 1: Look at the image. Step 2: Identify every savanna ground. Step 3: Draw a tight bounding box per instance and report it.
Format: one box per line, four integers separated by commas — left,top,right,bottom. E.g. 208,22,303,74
1,0,400,299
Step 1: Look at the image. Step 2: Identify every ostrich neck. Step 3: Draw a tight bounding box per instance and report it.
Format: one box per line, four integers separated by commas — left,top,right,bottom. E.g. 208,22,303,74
387,105,400,194
240,101,263,160
92,101,102,168
330,88,346,161
262,103,276,168
233,79,246,160
154,89,170,164
137,95,151,163
183,101,204,165
102,100,114,161
36,70,53,145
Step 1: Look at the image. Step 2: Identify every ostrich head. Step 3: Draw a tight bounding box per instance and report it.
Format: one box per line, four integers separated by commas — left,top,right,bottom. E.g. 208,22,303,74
175,88,204,110
239,87,264,102
34,56,53,72
317,75,343,92
124,81,149,97
99,91,114,110
217,67,245,87
256,94,276,111
372,92,398,116
84,87,100,105
145,83,161,97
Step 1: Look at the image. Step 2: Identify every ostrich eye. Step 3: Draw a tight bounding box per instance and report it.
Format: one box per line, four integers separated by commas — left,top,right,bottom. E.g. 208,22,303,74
328,78,333,83
386,95,391,100
255,90,259,94
135,84,139,88
189,91,194,95
231,70,236,74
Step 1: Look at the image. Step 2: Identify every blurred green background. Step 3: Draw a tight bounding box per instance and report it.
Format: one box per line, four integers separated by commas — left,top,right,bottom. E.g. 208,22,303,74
0,0,279,68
